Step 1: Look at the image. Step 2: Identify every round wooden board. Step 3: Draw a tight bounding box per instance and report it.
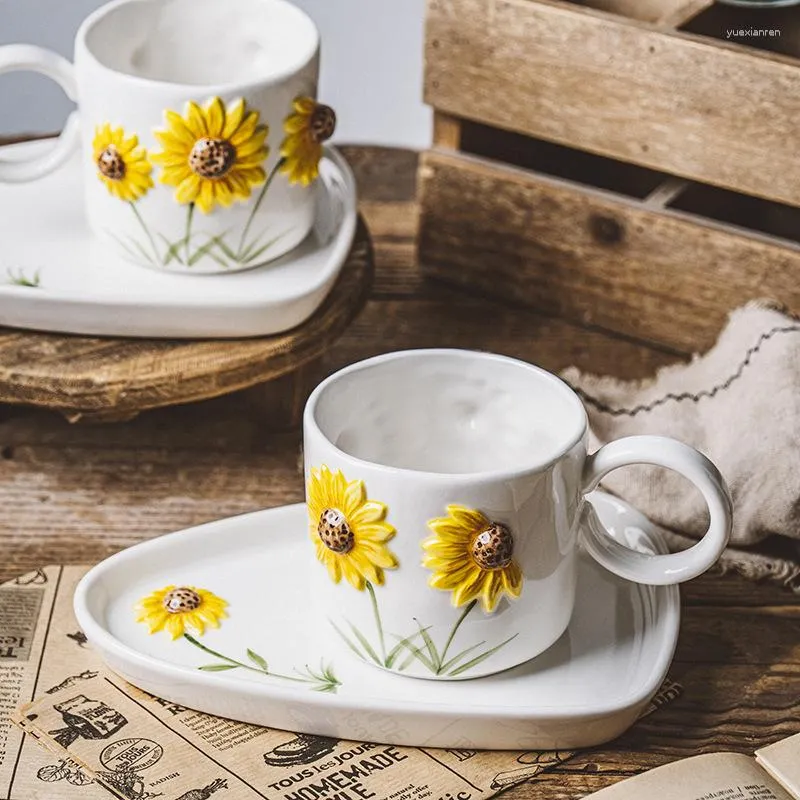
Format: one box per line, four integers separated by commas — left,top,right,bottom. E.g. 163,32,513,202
0,217,373,422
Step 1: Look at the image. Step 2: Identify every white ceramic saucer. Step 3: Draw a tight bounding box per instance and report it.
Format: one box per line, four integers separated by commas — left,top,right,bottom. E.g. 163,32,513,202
0,141,356,338
74,491,679,750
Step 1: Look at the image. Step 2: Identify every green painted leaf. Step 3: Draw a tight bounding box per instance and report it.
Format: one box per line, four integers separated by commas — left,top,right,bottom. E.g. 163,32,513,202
414,620,442,671
209,234,237,260
330,621,367,662
188,238,222,266
446,633,519,677
392,634,436,673
246,649,269,671
107,232,139,260
243,235,286,265
238,229,271,261
438,641,487,674
198,663,239,672
385,628,429,669
347,622,382,665
157,234,186,266
6,268,40,288
126,236,156,265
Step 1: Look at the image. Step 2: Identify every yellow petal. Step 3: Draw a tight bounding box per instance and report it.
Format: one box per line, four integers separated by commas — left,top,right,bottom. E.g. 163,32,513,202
501,561,523,597
160,164,192,186
235,166,266,186
186,101,208,138
117,135,138,156
229,112,259,147
221,98,246,140
196,179,215,213
340,558,366,591
204,96,225,137
175,174,201,204
165,614,186,640
293,96,316,115
325,554,342,583
357,542,398,569
480,571,503,612
146,611,170,634
213,179,234,207
449,505,489,530
235,129,268,158
283,114,308,134
452,571,485,607
164,110,198,144
185,611,206,635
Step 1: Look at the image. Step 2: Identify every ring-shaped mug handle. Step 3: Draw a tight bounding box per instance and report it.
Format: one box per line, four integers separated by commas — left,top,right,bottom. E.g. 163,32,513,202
0,45,79,182
581,435,732,585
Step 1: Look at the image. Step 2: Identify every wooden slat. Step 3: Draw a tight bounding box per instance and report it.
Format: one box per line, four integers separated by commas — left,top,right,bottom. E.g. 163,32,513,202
425,0,800,207
433,111,463,149
418,149,800,351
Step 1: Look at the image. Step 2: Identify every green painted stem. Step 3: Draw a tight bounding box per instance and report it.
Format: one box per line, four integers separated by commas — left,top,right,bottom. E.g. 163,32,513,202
236,158,285,258
184,202,195,264
128,202,160,265
437,599,477,674
365,581,386,663
182,634,309,684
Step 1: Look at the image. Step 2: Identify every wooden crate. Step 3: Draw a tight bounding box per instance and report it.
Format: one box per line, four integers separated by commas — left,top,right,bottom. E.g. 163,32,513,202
418,0,800,352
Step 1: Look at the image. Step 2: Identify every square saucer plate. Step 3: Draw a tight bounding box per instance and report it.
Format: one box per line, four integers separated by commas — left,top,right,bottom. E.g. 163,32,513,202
74,491,679,750
0,141,356,338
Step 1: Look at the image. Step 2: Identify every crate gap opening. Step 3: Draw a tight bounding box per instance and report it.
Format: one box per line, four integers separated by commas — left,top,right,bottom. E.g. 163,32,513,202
458,120,800,246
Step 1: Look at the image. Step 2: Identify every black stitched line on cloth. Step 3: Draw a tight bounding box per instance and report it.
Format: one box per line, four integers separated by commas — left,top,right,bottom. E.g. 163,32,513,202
569,324,800,417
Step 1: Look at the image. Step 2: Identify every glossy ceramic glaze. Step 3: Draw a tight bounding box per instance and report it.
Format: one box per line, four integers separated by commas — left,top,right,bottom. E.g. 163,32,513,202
303,350,731,679
73,493,680,750
0,141,356,337
0,0,323,272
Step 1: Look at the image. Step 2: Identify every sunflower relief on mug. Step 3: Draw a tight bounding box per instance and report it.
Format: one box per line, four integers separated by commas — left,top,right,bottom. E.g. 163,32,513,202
0,0,335,274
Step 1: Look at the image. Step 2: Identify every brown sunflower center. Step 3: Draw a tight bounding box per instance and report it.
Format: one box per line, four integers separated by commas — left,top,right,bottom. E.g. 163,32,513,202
97,145,126,181
317,508,354,554
471,523,514,570
309,104,337,143
189,137,236,179
163,587,202,613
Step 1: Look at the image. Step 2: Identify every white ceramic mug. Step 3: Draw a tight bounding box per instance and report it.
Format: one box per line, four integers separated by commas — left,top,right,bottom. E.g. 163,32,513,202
0,0,336,274
303,349,732,680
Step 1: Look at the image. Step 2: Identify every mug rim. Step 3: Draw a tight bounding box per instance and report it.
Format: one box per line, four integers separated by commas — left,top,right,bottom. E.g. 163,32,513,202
304,348,589,482
75,0,320,93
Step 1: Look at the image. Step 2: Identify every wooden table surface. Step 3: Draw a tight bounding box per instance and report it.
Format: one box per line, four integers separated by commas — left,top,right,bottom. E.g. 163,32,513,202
2,145,798,798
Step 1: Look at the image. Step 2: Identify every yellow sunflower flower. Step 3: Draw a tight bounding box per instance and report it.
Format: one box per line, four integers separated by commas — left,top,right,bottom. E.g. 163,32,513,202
307,465,397,590
423,505,523,613
151,96,268,214
135,585,228,639
280,97,336,186
92,123,153,202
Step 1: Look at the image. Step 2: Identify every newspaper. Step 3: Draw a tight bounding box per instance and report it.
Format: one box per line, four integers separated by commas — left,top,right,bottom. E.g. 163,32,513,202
1,566,682,800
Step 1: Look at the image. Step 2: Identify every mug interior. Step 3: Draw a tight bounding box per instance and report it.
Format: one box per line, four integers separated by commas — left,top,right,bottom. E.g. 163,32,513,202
82,0,319,86
310,350,587,475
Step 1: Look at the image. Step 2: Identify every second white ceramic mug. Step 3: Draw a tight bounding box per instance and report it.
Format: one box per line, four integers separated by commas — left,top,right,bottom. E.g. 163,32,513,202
0,0,337,274
303,350,732,680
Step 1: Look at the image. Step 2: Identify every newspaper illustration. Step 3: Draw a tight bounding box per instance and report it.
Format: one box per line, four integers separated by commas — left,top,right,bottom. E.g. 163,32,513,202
1,566,681,800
